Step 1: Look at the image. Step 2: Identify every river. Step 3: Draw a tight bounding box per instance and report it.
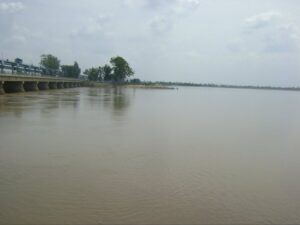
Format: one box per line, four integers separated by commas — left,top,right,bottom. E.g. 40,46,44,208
1,86,300,224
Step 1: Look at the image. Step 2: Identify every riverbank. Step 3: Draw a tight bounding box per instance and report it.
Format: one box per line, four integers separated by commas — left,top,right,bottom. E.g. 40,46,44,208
82,81,175,90
126,84,175,90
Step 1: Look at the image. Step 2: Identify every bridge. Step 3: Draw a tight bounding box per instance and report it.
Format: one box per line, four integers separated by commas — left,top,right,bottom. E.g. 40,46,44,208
0,73,82,94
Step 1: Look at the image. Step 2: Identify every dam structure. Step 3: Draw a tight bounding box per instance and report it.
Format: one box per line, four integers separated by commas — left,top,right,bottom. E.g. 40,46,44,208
0,73,82,94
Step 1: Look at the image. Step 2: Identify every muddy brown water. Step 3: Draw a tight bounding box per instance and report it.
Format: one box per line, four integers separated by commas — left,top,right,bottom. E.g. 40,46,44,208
1,87,300,224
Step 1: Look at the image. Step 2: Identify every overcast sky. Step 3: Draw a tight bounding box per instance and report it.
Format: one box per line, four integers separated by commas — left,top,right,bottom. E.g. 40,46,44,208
1,0,300,86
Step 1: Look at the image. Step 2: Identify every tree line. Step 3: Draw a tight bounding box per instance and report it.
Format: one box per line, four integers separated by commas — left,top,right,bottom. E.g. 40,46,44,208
83,56,134,82
40,54,134,81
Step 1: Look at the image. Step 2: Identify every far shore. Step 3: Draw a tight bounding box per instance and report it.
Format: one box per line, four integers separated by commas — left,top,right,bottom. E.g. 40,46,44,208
125,84,175,90
82,81,175,90
81,80,300,92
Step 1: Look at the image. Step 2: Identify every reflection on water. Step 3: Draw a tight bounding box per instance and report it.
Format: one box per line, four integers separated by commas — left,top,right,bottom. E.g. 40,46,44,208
1,87,300,224
87,87,131,116
0,89,80,117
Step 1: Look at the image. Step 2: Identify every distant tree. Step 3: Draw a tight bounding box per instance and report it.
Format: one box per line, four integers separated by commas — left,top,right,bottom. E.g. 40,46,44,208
103,64,113,81
61,65,72,77
130,78,141,84
98,66,104,81
61,61,81,78
84,67,100,81
110,56,134,81
73,61,81,78
40,54,60,70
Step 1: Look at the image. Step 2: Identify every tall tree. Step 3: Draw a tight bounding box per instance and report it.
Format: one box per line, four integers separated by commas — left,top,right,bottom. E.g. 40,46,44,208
40,54,60,70
61,61,81,78
84,67,100,81
103,64,112,81
98,66,104,81
73,61,81,78
110,56,134,81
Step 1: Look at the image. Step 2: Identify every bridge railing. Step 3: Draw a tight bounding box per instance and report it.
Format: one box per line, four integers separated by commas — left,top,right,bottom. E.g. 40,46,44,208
0,59,63,77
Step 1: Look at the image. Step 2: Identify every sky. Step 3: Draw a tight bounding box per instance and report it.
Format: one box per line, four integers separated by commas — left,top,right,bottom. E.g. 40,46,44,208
1,0,300,86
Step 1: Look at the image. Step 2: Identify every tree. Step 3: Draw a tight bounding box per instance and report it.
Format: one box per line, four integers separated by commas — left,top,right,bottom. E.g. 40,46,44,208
103,64,112,81
130,78,141,84
110,56,134,81
73,61,81,78
84,67,100,81
61,61,81,78
40,54,60,70
98,66,104,81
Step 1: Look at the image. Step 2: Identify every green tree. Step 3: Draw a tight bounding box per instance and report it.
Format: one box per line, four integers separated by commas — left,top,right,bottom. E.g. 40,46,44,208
40,54,60,70
130,78,141,84
61,61,81,78
98,66,104,81
110,56,134,81
84,67,100,81
61,65,72,77
73,61,81,78
103,64,112,81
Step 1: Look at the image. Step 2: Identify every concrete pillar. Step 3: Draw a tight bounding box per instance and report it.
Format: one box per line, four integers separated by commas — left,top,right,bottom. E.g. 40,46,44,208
3,81,24,93
24,81,38,91
49,82,57,89
63,82,70,88
0,81,5,94
38,82,49,90
57,82,64,89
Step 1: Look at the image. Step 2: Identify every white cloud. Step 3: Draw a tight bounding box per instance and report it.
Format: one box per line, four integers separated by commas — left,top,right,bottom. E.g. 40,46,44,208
11,34,26,43
149,15,173,35
172,0,201,15
245,11,282,29
123,0,201,12
229,11,300,54
70,14,112,37
0,1,24,13
147,0,201,35
69,14,114,56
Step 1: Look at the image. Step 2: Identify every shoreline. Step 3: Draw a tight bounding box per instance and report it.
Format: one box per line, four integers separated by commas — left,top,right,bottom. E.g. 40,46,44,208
82,81,175,90
83,81,300,92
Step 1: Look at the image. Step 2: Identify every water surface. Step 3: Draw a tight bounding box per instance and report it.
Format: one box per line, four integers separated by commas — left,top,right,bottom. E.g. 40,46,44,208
1,87,300,224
